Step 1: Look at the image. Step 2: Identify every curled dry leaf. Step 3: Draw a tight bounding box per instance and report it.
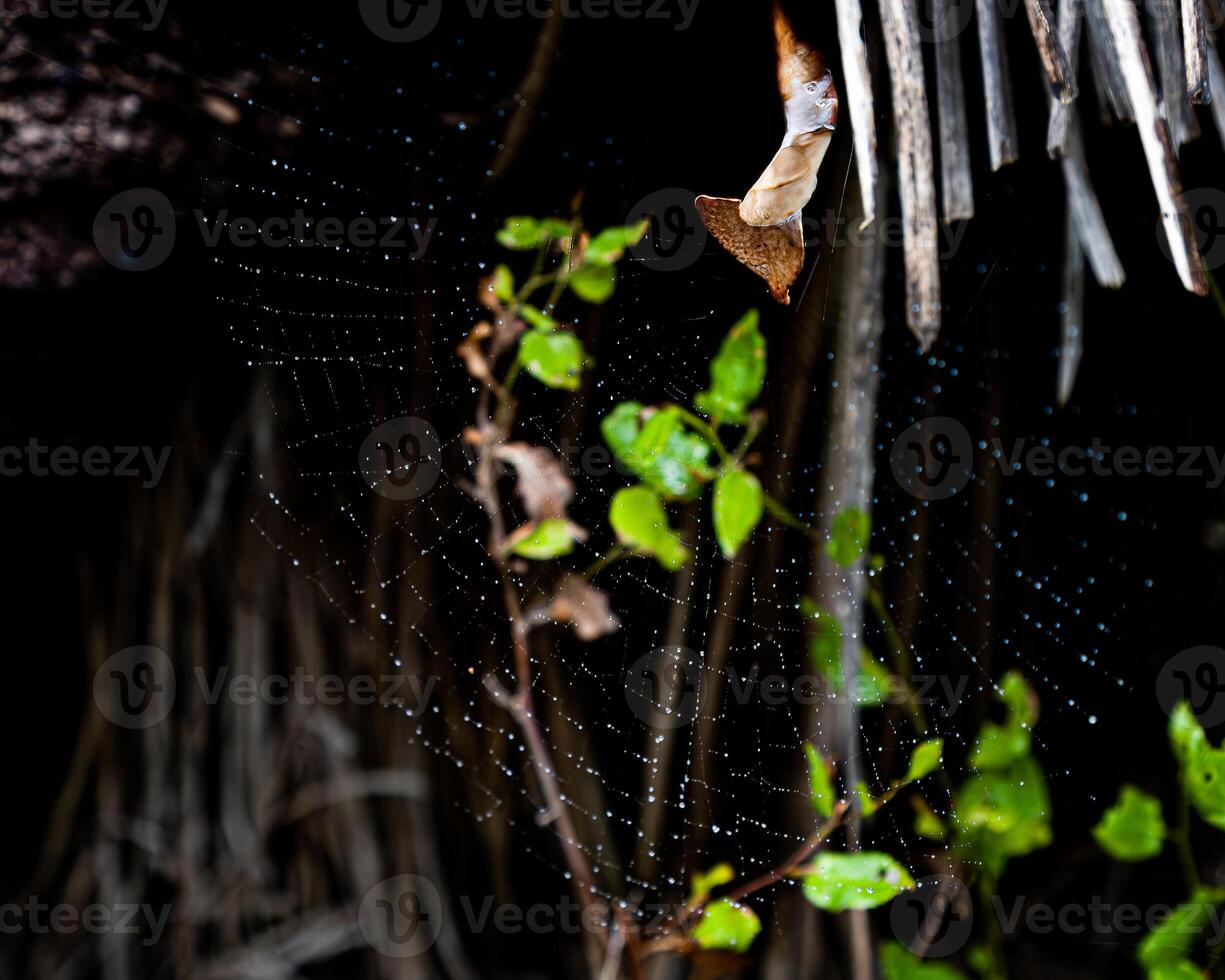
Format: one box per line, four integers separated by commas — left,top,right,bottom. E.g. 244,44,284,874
545,574,621,641
457,320,497,389
494,443,575,520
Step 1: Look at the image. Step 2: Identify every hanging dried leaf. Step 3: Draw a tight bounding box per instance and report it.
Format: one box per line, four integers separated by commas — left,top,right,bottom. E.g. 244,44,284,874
494,443,575,520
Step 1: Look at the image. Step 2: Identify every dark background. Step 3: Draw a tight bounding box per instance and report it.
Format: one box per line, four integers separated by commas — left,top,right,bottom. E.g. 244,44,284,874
4,0,1225,976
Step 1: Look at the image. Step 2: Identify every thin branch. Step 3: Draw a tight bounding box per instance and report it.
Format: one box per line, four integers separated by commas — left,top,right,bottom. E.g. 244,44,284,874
1025,0,1079,101
933,0,975,221
1047,0,1084,157
976,0,1021,169
1184,0,1210,101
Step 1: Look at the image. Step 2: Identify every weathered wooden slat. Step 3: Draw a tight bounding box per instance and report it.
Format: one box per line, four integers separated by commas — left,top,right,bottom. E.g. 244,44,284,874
1183,0,1210,102
1062,115,1126,287
1149,0,1200,144
932,0,975,220
1047,0,1084,156
834,0,880,224
1058,201,1086,406
881,0,942,346
1085,0,1135,121
1104,0,1208,294
976,0,1020,169
1025,0,1079,102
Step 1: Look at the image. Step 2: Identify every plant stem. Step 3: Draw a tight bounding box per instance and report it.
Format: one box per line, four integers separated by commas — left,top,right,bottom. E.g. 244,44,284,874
581,545,628,579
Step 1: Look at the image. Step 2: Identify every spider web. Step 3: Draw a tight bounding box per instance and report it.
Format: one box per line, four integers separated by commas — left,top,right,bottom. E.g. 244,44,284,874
201,18,1157,950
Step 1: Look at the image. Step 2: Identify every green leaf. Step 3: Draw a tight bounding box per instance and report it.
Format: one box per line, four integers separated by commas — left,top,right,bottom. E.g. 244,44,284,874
826,507,872,567
497,216,548,250
954,756,1051,876
608,486,691,571
905,739,945,784
520,304,557,331
626,407,713,500
540,218,573,240
805,744,837,819
519,329,586,390
584,221,649,264
801,601,890,708
693,309,766,424
856,782,880,817
912,797,948,841
1093,785,1167,861
1173,708,1225,832
569,263,616,304
800,852,915,912
491,264,515,302
969,672,1038,771
880,942,970,980
1137,887,1225,972
712,469,764,557
1147,961,1208,980
689,864,735,903
508,519,576,560
692,898,761,952
600,402,643,460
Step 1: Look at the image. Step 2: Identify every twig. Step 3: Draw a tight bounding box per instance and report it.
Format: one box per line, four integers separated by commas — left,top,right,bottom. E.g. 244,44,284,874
881,0,942,347
1104,0,1208,294
833,0,879,223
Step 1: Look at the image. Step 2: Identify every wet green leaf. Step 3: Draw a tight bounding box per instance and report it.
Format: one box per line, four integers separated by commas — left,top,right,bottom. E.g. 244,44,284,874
805,744,836,819
826,507,871,567
692,898,761,952
508,519,576,560
905,739,944,784
569,263,616,304
689,863,735,902
519,329,586,390
712,469,764,557
584,221,649,264
608,486,690,571
880,942,970,980
693,309,766,424
1093,785,1167,861
800,852,915,912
